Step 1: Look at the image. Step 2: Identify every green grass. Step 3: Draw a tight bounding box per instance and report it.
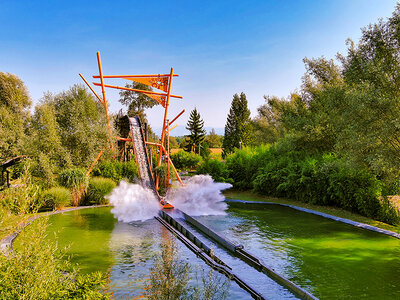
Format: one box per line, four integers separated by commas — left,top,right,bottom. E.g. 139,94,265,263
224,189,400,234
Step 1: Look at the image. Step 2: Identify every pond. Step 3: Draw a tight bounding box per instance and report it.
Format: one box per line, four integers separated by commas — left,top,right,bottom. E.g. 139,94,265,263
45,203,400,299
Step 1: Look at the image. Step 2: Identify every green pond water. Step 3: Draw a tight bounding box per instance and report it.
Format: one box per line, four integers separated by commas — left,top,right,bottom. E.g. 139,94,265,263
43,204,400,299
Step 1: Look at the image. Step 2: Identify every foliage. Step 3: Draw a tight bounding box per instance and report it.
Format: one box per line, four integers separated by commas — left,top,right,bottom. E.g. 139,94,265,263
38,86,109,169
0,72,31,159
204,128,223,148
92,160,138,183
119,82,158,121
197,159,232,183
169,136,179,149
171,150,202,170
28,101,72,176
225,145,272,190
41,187,72,210
227,142,398,223
377,197,400,225
184,108,206,153
83,177,116,205
0,166,109,298
222,92,252,158
0,163,41,214
58,168,88,189
0,218,109,299
251,96,284,146
58,168,88,206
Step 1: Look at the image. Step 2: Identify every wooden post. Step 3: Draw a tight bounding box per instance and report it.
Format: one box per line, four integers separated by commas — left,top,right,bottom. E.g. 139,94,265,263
6,170,10,188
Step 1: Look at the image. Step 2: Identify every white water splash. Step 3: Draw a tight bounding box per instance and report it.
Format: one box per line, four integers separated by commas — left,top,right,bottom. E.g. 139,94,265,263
166,175,232,216
107,180,160,222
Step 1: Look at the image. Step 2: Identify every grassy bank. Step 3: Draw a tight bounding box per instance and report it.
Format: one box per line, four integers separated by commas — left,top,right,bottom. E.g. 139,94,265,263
224,189,400,234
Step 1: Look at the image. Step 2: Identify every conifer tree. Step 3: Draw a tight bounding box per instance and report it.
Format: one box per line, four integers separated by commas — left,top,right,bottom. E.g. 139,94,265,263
184,108,206,153
222,92,252,157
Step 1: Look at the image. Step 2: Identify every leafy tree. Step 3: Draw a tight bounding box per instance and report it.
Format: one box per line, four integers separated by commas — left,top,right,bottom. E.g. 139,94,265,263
334,5,400,178
205,128,223,148
184,108,206,153
119,82,160,140
119,82,158,120
40,85,109,168
0,72,31,159
252,96,285,146
222,93,252,157
168,136,179,149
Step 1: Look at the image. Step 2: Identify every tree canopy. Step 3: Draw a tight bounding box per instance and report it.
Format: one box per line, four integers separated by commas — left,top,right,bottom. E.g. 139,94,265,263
0,72,31,159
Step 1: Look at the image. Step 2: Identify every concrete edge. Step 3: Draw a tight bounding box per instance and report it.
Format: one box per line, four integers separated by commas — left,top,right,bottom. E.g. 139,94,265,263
0,205,110,253
225,199,400,239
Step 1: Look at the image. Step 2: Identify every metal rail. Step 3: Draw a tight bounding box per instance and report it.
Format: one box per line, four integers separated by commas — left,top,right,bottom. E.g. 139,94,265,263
156,210,265,300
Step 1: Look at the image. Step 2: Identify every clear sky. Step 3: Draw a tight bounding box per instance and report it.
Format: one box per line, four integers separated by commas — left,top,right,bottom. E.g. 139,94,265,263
0,0,398,132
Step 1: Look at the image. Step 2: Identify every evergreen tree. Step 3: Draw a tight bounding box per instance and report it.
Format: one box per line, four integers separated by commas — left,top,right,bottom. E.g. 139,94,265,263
184,108,206,153
222,93,252,158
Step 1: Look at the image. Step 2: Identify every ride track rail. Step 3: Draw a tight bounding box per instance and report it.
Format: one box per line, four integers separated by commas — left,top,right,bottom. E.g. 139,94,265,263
130,115,318,300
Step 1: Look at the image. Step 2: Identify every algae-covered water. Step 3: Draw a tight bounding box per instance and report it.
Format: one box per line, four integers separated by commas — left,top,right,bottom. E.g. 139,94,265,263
45,204,400,299
198,203,400,299
45,207,248,299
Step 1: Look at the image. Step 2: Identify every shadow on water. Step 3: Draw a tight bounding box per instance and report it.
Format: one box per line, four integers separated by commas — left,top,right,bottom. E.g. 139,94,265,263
197,203,400,299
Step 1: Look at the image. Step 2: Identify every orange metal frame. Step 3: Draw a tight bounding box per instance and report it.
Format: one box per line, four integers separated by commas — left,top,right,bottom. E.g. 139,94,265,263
80,52,184,195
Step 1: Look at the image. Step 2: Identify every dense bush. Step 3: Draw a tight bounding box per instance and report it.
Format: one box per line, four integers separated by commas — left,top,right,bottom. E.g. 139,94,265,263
83,177,116,205
170,151,202,170
58,168,88,206
227,143,399,224
41,187,72,210
92,160,138,183
226,145,277,190
197,159,232,183
58,168,88,189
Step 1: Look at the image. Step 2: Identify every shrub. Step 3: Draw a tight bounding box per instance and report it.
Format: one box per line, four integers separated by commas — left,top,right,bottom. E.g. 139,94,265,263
84,177,116,205
0,164,41,214
378,197,400,225
229,144,394,223
58,168,88,206
0,218,109,299
58,168,88,189
92,160,138,183
171,151,202,170
197,159,232,183
41,187,72,210
226,145,272,190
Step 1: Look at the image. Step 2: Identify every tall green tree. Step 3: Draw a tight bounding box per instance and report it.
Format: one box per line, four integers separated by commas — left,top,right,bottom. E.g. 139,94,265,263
222,93,252,157
0,72,31,159
184,108,206,153
334,4,400,177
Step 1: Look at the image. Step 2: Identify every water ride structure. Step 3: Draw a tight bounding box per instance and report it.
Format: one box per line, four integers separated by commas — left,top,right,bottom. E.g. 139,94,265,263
79,52,317,300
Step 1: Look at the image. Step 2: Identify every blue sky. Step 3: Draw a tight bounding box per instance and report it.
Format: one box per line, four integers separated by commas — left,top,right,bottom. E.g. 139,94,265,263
1,0,398,132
